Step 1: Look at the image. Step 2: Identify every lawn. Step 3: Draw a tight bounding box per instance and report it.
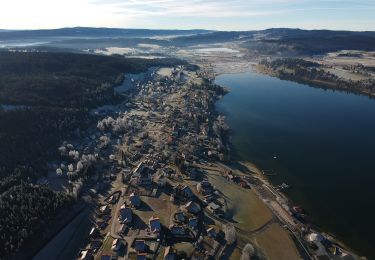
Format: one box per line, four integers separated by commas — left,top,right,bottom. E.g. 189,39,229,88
206,171,273,232
254,223,300,260
137,193,178,227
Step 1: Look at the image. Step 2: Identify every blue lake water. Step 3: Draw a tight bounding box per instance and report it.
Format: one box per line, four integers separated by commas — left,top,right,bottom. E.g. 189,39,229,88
215,72,375,258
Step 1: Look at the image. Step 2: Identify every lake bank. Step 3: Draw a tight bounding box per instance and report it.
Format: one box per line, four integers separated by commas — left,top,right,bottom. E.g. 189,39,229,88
255,63,375,99
215,71,375,259
200,162,302,260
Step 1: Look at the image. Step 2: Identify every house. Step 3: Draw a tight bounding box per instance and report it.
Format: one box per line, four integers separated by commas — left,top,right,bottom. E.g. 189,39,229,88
149,216,161,234
181,186,194,199
137,253,147,260
184,201,201,214
207,202,221,213
173,184,194,200
169,225,186,236
164,246,176,260
108,195,117,204
227,174,240,183
174,211,186,223
96,220,107,230
111,239,122,252
162,167,174,176
89,227,99,238
90,240,103,250
129,193,142,208
154,173,167,187
99,205,110,214
100,255,111,260
79,249,93,260
240,180,250,189
188,217,198,230
133,161,152,185
118,224,129,235
119,205,133,224
200,181,214,195
138,168,152,185
207,227,217,238
134,239,146,252
187,168,198,180
203,194,215,204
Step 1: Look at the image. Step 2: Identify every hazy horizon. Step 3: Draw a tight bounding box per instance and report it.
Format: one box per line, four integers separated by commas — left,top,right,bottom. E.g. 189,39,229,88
1,26,375,33
1,0,374,31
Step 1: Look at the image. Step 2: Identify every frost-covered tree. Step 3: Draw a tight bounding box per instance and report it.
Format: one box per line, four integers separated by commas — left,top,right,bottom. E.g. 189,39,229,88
223,224,236,245
68,164,74,172
241,243,255,260
76,161,84,172
56,168,63,176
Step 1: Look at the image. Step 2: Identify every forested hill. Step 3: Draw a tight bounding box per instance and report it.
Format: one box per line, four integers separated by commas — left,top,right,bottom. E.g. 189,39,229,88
0,51,186,259
0,52,184,107
0,51,185,178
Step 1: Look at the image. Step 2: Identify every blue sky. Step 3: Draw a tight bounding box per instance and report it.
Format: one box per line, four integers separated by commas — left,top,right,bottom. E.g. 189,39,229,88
0,0,374,30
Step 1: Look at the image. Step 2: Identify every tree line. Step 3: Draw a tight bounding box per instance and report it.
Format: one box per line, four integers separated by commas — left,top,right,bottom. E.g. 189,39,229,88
0,51,186,259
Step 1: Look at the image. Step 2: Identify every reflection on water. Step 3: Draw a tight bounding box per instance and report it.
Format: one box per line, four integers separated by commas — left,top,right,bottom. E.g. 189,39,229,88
215,72,375,259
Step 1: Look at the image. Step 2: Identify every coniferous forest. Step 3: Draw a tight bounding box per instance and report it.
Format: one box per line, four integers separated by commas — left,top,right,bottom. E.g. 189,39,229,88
0,51,184,259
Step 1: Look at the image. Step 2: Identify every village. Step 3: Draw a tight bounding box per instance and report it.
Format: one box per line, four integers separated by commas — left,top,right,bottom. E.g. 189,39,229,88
41,63,359,260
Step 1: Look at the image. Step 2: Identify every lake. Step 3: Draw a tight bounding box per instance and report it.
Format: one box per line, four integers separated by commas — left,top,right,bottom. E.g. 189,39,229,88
215,72,375,259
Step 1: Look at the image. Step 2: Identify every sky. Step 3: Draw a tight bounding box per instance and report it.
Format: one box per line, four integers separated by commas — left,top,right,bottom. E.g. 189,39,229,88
0,0,374,31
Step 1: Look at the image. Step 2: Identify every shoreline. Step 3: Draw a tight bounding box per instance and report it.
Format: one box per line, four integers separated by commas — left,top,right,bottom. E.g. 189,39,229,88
213,68,363,259
255,63,375,99
32,62,363,260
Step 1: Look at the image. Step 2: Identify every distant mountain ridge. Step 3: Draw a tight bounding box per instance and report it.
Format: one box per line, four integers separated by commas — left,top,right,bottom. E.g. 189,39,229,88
0,27,213,40
2,27,375,55
2,27,375,41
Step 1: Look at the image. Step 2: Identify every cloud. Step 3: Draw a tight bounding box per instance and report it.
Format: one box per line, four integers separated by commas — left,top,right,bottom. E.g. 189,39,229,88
90,0,291,18
0,0,374,30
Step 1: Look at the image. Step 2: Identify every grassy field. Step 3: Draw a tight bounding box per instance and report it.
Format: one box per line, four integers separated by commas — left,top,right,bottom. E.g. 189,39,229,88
137,193,178,227
205,165,301,260
254,223,300,260
100,235,114,257
206,171,273,232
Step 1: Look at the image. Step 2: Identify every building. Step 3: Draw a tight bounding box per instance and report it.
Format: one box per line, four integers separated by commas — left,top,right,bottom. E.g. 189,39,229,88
119,205,133,224
111,239,122,252
149,216,162,234
137,253,147,260
164,246,176,260
207,227,217,238
118,223,129,235
200,180,214,195
79,249,93,260
89,227,99,238
169,225,186,236
154,172,167,187
173,184,194,201
207,202,221,214
132,162,152,185
188,217,198,230
99,205,110,214
184,201,201,214
174,211,186,223
187,168,198,180
129,193,142,208
134,239,146,252
181,186,194,199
